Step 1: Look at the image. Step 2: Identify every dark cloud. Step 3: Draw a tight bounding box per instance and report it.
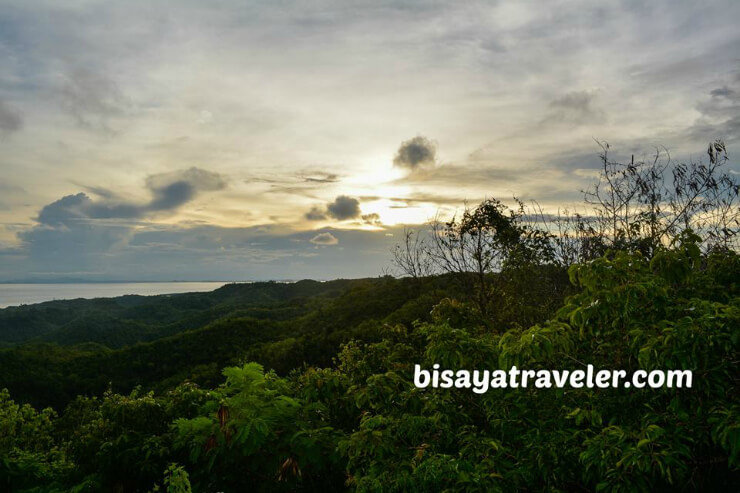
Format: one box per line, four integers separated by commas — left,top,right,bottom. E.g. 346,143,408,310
710,86,736,98
326,195,361,220
544,91,604,125
58,68,130,133
304,206,327,221
0,99,23,134
361,213,382,225
37,193,94,226
148,181,196,211
689,80,740,142
18,167,228,276
35,167,227,226
145,168,226,212
304,195,363,222
309,232,338,245
299,172,339,183
20,217,129,251
393,136,436,170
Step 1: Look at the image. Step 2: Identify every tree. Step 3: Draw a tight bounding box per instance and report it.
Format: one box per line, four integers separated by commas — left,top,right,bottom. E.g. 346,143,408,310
583,140,739,255
391,198,559,319
428,199,533,316
390,227,435,279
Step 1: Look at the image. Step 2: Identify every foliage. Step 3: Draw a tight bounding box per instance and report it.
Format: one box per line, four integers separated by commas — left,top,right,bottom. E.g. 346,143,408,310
583,140,739,254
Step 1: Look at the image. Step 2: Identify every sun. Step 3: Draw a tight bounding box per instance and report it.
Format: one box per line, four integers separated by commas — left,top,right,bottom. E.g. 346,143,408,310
337,160,438,227
361,198,437,227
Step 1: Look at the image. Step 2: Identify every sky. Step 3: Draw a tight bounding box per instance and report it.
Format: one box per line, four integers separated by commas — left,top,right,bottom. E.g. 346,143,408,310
0,0,738,281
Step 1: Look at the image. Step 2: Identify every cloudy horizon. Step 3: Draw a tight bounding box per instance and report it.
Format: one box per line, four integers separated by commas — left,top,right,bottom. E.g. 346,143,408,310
0,0,738,281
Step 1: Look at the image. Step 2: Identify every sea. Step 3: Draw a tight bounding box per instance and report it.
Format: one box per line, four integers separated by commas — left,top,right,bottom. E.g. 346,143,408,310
0,282,229,309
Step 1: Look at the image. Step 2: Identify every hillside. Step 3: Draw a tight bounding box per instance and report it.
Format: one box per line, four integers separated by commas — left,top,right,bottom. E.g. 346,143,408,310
0,276,463,409
0,280,356,347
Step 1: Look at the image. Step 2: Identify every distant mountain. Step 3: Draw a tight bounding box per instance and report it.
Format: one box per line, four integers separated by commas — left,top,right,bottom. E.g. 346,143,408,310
0,276,455,409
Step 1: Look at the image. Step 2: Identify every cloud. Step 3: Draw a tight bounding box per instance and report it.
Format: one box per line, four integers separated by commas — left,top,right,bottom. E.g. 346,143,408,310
0,99,23,134
17,167,228,275
35,167,228,226
543,91,604,126
309,232,339,245
326,195,361,220
146,167,228,193
306,195,361,221
710,86,736,98
146,181,196,212
689,78,740,142
145,167,227,211
58,68,131,133
361,213,382,225
37,193,96,226
393,136,437,170
299,172,339,183
304,206,327,221
259,170,340,200
19,217,130,255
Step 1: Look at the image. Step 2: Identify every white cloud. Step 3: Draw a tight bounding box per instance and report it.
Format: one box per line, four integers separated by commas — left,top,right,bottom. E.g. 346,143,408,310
309,232,339,246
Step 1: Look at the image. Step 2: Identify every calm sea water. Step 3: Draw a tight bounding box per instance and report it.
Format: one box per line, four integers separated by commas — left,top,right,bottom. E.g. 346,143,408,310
0,282,228,309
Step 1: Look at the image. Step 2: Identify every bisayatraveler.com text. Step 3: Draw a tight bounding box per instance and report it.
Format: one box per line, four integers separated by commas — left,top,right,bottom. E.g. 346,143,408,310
414,364,693,394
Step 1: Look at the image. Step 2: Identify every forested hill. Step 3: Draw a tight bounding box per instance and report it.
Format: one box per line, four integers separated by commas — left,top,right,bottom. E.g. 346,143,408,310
0,276,470,409
0,279,358,346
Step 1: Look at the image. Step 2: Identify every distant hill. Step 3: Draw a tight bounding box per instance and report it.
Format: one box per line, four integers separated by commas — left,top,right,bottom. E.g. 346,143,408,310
0,276,456,409
0,280,353,347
